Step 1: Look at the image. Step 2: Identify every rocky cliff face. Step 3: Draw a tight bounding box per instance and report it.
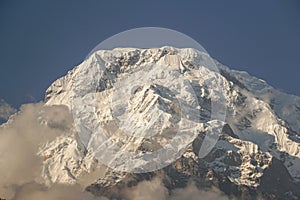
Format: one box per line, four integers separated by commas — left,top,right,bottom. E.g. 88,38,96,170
42,47,300,199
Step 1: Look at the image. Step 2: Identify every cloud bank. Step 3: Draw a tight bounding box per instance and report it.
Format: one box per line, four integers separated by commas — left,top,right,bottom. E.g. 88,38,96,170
123,177,230,200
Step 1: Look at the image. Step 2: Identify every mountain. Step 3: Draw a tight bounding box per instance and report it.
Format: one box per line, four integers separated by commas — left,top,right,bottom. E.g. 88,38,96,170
40,47,300,199
0,99,16,124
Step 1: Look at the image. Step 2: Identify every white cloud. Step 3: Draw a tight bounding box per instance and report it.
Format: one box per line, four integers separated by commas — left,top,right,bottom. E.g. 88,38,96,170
124,177,231,200
0,103,72,199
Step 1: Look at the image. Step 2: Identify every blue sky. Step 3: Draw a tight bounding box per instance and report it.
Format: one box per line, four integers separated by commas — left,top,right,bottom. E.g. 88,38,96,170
0,0,299,107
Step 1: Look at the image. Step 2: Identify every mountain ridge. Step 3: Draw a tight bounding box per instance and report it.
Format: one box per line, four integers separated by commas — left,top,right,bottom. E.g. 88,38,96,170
13,47,300,199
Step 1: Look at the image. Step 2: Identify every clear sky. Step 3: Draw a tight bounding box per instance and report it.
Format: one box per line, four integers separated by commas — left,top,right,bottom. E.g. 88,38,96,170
0,0,299,107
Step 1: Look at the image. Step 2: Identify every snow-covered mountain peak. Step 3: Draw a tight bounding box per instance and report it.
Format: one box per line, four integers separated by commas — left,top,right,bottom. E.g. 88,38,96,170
41,47,300,199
